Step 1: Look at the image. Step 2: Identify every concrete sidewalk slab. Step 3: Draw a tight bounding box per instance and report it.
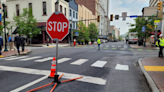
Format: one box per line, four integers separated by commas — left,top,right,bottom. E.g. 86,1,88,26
139,57,164,92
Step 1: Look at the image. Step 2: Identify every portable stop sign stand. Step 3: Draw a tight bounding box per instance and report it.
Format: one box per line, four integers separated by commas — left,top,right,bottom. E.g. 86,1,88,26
26,11,83,92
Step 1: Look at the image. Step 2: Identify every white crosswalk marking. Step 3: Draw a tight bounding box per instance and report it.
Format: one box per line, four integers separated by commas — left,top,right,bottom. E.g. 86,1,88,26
35,57,53,62
0,56,17,60
91,61,107,68
70,59,88,65
112,45,115,47
20,56,41,61
5,56,29,60
58,58,71,63
106,45,109,47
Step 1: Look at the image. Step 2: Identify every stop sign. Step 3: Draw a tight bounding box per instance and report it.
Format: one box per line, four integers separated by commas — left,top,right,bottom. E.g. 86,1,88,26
46,13,69,41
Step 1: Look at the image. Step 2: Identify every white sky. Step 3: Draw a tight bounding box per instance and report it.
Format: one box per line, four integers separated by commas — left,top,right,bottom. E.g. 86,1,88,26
109,0,149,35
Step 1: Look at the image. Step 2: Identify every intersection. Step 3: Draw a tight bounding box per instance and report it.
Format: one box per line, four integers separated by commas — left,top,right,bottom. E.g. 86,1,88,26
0,42,155,92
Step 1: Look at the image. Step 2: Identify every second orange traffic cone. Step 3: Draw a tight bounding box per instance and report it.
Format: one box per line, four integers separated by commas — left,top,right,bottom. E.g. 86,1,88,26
48,57,56,78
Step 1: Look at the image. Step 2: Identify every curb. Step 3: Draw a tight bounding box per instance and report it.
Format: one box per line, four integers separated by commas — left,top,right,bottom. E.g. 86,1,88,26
13,49,32,56
138,58,160,92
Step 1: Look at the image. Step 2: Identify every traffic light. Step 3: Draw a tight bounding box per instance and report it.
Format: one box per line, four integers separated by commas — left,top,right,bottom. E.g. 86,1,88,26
115,15,119,20
157,1,162,10
97,15,100,22
110,14,113,21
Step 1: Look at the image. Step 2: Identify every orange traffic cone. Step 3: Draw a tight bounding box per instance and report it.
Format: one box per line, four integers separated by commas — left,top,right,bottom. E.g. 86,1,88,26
48,57,56,78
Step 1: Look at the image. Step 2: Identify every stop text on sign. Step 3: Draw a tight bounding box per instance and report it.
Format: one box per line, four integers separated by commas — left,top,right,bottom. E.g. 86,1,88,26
48,21,68,32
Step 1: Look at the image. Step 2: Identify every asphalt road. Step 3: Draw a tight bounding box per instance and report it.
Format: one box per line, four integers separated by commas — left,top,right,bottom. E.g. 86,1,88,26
0,42,157,92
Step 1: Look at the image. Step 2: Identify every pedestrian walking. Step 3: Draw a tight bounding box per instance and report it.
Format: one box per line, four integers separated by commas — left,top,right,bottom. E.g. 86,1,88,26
8,35,15,51
158,34,164,57
21,35,26,52
97,38,101,50
0,34,3,55
14,34,22,55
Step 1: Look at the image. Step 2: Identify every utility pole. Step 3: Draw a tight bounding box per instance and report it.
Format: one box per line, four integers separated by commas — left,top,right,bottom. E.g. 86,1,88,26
155,11,158,47
107,0,109,39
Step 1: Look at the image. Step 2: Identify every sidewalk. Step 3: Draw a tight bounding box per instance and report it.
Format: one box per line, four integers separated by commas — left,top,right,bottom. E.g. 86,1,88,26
0,49,32,57
130,43,158,50
139,57,164,92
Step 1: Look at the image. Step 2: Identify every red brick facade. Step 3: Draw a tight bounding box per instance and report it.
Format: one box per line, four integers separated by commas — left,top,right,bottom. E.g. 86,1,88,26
75,0,96,15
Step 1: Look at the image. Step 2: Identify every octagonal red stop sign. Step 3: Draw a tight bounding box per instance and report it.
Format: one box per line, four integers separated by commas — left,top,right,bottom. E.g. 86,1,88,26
46,13,69,41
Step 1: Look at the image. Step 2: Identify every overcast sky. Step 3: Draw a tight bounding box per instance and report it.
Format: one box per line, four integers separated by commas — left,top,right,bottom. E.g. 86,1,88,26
109,0,149,35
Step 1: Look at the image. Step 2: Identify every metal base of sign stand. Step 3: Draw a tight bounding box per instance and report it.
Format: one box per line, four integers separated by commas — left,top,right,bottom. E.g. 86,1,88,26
26,74,82,92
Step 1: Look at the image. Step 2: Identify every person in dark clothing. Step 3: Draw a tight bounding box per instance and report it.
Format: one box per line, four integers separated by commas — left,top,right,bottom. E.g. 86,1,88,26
14,34,22,55
21,35,26,52
0,35,3,55
158,34,164,57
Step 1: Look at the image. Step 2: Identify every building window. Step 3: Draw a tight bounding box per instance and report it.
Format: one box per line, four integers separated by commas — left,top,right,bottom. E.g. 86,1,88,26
64,8,66,16
73,11,75,18
60,5,62,12
76,13,77,19
16,4,19,16
43,2,47,15
4,6,7,18
70,9,71,17
29,3,32,15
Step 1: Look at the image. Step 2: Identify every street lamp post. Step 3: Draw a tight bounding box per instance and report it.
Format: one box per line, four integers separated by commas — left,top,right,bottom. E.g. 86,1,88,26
69,19,73,46
2,4,8,51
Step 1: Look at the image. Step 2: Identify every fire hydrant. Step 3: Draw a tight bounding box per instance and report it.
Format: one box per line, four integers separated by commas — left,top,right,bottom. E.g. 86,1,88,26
74,39,76,46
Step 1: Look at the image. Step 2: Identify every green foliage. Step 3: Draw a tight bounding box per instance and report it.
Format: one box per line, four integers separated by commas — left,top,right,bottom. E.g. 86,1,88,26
0,15,10,33
127,17,160,38
13,8,41,38
119,36,123,41
77,21,89,40
88,22,98,40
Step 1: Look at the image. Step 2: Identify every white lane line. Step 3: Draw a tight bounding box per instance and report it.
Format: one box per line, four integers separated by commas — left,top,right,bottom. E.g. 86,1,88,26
91,61,107,68
0,65,106,86
0,56,17,60
112,46,115,47
5,56,28,60
58,58,71,63
35,57,53,62
10,76,48,92
20,56,41,61
70,59,88,65
115,64,129,71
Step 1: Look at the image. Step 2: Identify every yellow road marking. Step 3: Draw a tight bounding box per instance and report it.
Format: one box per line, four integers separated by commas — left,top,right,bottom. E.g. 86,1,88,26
144,66,164,71
0,55,4,58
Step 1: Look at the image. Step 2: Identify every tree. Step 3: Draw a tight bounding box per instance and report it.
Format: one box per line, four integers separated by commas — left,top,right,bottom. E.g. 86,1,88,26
76,21,89,40
13,8,41,38
88,22,98,41
127,16,160,39
119,36,123,41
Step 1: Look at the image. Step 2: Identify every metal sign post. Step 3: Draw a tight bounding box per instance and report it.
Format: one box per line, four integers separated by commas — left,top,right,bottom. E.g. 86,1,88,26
54,38,59,83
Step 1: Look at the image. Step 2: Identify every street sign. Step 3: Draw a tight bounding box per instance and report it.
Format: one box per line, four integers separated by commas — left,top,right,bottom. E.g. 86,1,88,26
130,15,137,18
0,14,1,21
75,32,79,36
46,13,69,41
154,20,160,25
142,26,146,32
122,12,127,21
